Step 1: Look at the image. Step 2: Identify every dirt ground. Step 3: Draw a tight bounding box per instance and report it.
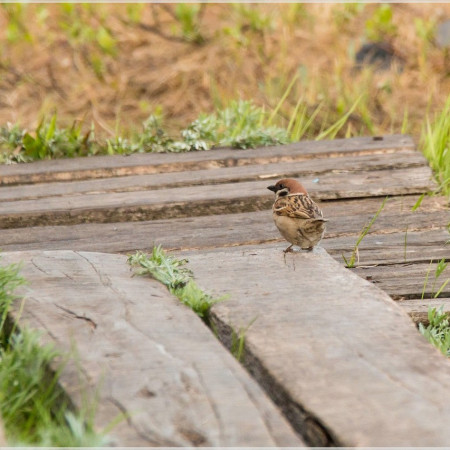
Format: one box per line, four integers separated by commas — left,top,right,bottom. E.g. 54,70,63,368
0,3,449,139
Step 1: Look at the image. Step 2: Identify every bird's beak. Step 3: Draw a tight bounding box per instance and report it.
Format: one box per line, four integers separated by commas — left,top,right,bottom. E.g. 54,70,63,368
267,185,278,192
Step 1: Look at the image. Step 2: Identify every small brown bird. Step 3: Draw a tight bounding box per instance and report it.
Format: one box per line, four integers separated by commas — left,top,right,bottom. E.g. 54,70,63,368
267,178,327,252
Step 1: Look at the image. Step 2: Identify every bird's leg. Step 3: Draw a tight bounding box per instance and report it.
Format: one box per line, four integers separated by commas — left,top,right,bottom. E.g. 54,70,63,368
283,244,294,264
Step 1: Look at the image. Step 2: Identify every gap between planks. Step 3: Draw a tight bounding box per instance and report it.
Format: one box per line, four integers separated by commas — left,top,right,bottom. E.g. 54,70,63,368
1,250,304,447
0,166,436,229
0,194,446,256
178,244,450,447
0,152,427,202
0,134,415,186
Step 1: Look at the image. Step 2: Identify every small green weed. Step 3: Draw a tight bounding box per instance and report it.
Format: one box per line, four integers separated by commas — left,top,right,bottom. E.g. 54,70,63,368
419,306,450,357
190,100,289,150
0,101,289,163
0,257,106,446
422,258,449,300
58,4,117,77
128,246,224,319
343,197,388,268
0,123,28,164
332,3,365,29
232,4,273,34
230,317,257,362
173,4,205,44
365,4,397,42
21,114,93,160
421,95,450,198
1,3,32,43
0,260,25,340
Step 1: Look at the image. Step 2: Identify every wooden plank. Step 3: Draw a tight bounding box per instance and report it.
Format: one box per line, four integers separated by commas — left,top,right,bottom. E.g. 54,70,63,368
1,250,303,447
179,244,450,447
0,167,435,229
325,229,450,266
0,134,415,186
0,196,447,255
352,261,450,299
0,152,427,202
399,298,450,324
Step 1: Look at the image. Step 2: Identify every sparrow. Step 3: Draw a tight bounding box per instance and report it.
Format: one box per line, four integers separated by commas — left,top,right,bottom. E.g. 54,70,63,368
267,178,327,252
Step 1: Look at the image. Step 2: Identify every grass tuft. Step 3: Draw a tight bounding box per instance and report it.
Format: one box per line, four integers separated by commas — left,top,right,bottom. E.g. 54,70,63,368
419,306,450,357
0,100,288,163
128,246,224,319
343,196,388,268
0,257,106,446
421,95,450,199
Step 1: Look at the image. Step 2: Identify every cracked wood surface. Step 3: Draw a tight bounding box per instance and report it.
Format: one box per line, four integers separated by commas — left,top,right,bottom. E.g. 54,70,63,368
0,152,425,203
0,195,446,253
0,134,414,186
352,261,450,299
179,245,450,447
0,133,448,446
1,250,303,447
0,166,434,229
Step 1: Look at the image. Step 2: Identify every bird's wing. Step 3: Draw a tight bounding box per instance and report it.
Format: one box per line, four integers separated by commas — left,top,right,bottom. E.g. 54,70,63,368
274,194,324,220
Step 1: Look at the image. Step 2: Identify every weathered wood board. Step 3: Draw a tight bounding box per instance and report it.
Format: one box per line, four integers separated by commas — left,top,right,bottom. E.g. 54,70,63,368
180,245,450,447
353,261,450,299
1,250,303,447
0,134,415,185
0,166,434,229
0,195,445,257
325,229,450,265
0,152,427,202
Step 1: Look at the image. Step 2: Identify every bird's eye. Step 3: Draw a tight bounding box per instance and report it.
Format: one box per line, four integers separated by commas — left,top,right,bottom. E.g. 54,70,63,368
279,184,285,189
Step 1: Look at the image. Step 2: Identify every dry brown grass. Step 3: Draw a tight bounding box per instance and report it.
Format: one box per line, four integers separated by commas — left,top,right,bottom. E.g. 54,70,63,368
0,3,449,139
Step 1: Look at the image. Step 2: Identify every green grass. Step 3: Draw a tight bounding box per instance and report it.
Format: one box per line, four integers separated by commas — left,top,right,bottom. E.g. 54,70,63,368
0,89,449,210
422,258,449,300
342,196,388,268
419,306,450,357
421,95,450,198
128,246,224,320
230,317,257,362
0,257,106,446
0,101,288,163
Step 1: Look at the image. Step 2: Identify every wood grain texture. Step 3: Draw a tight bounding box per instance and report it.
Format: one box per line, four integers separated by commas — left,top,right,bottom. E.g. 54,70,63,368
179,244,450,447
325,229,450,266
0,134,415,186
0,196,446,258
0,152,426,203
352,261,450,299
0,166,435,228
1,250,303,447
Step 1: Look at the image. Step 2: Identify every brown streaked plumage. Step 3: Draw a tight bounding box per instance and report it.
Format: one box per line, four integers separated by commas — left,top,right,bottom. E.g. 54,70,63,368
267,178,327,252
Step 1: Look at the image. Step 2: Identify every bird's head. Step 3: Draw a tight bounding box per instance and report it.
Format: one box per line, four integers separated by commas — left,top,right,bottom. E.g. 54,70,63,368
267,178,308,197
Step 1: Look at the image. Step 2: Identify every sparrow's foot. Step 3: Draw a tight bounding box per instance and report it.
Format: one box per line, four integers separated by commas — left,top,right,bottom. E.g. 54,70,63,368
283,244,294,254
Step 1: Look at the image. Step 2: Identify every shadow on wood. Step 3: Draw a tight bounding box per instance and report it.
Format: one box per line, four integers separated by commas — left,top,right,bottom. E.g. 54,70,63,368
179,245,450,447
1,250,303,447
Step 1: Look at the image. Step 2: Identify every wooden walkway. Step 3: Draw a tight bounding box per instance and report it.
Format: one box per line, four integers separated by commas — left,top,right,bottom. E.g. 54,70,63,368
0,135,448,319
0,134,449,445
